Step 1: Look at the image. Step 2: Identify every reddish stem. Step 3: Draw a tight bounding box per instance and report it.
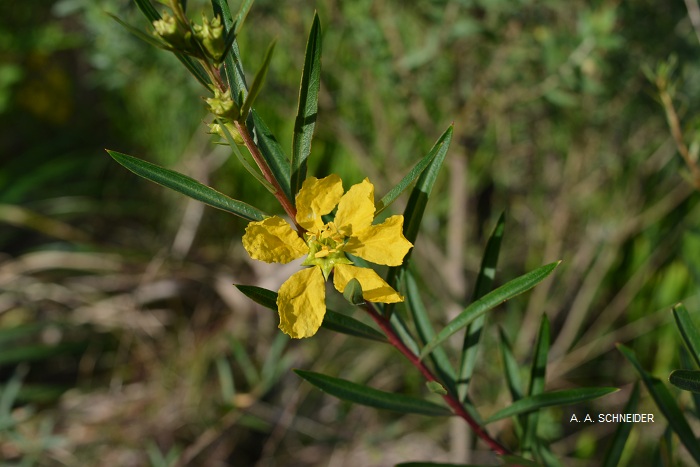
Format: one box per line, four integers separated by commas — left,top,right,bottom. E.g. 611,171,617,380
233,119,301,229
362,302,510,456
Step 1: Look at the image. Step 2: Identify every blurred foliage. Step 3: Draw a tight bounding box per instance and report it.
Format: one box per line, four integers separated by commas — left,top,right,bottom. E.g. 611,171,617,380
2,0,700,465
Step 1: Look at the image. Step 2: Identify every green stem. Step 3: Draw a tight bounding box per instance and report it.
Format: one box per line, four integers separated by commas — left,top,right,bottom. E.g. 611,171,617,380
362,302,510,457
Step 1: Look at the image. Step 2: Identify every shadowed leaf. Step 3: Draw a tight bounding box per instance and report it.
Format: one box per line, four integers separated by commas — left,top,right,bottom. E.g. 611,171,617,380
295,370,452,416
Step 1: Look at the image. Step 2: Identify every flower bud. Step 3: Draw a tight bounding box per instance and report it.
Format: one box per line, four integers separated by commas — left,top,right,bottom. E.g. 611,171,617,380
153,12,197,54
208,121,244,145
193,15,226,64
206,89,239,120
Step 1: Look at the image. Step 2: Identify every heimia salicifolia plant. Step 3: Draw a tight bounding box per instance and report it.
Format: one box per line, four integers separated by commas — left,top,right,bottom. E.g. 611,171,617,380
106,1,619,464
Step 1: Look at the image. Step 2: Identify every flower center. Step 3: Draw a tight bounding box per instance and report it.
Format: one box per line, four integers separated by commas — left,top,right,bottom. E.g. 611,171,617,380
301,222,352,279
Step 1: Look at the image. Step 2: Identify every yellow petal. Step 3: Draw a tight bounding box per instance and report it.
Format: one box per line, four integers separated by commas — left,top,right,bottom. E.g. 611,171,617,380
242,217,308,263
334,178,375,236
277,267,326,338
295,175,344,232
343,215,412,266
333,264,403,303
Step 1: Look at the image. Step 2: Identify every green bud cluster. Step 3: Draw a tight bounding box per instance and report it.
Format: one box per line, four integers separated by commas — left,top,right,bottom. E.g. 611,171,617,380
193,15,226,64
152,12,199,56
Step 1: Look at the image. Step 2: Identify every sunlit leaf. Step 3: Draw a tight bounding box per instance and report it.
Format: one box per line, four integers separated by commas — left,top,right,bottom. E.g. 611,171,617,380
240,41,276,119
291,13,322,196
295,370,452,416
107,150,266,221
420,262,560,359
375,125,453,215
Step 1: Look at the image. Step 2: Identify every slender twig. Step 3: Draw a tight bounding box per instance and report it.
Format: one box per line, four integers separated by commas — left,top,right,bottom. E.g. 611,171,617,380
233,120,300,228
361,302,510,456
658,81,700,191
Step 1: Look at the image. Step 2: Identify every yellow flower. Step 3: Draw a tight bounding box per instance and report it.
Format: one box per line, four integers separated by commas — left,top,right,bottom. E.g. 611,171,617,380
242,174,413,338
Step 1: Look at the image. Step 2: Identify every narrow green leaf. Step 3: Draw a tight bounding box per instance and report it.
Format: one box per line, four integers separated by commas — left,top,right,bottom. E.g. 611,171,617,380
375,125,453,216
404,271,457,395
485,387,618,423
108,13,170,49
215,356,236,402
384,125,453,315
618,344,700,463
240,41,276,119
458,212,506,401
133,0,211,88
602,383,640,467
295,370,452,416
522,315,550,448
679,347,700,419
133,0,160,23
672,303,700,368
498,328,524,402
400,125,453,248
669,369,700,394
0,365,27,418
250,111,293,202
343,278,365,305
291,13,322,196
420,262,560,359
229,336,260,386
234,285,387,342
107,150,266,221
217,119,276,193
390,312,421,356
211,0,248,99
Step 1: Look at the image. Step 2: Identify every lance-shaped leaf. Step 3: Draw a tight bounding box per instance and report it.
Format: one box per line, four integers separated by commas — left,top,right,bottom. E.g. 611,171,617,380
384,125,453,311
375,125,453,216
672,303,700,368
240,41,276,120
522,314,550,451
291,13,322,196
618,344,700,463
458,212,505,401
602,383,639,467
295,370,452,416
420,262,560,359
235,285,386,342
404,271,457,395
485,387,617,424
669,369,700,394
107,150,265,221
211,0,251,100
133,0,211,88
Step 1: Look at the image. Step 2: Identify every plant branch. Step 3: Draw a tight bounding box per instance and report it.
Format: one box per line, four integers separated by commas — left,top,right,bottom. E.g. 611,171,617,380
658,81,700,191
233,120,300,228
362,302,510,456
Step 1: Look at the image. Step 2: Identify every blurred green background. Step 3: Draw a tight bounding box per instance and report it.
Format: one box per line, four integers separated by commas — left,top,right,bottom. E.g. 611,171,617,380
2,0,700,465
